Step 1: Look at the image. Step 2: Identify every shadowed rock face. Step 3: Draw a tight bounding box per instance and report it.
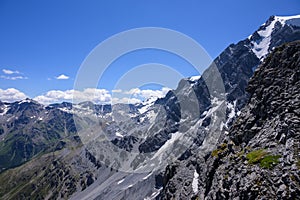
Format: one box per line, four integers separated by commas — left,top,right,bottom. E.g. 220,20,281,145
231,41,300,146
160,41,300,200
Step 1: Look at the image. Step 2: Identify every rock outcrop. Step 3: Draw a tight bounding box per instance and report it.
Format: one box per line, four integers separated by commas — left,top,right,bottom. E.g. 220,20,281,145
161,41,300,200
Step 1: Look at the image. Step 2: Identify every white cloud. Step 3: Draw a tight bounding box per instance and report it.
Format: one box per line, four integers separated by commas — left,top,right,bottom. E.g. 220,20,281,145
1,69,27,80
112,97,142,104
34,88,112,105
0,86,171,105
2,69,20,75
112,87,170,105
0,88,27,102
33,87,170,105
55,74,69,80
0,75,28,80
112,89,122,93
125,88,141,95
124,87,170,100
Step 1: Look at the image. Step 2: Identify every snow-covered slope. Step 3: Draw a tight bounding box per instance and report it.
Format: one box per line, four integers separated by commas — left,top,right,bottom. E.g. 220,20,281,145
250,15,300,60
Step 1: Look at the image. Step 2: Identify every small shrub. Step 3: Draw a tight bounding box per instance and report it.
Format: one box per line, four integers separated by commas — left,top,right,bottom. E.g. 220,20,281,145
220,143,227,149
211,143,227,157
211,149,221,157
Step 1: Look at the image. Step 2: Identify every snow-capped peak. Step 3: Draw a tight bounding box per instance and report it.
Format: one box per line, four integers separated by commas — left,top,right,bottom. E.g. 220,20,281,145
141,96,158,106
17,98,37,105
138,96,158,114
274,14,300,26
188,75,201,82
250,14,300,60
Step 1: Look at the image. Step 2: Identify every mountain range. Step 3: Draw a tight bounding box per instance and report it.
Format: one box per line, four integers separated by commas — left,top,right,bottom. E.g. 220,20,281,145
0,15,299,200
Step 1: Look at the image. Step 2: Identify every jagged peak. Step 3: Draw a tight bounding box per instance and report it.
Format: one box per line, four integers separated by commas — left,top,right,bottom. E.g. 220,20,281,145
248,14,300,61
17,98,39,105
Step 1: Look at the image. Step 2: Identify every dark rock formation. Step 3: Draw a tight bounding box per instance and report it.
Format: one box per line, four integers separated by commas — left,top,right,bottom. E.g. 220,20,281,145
161,41,300,200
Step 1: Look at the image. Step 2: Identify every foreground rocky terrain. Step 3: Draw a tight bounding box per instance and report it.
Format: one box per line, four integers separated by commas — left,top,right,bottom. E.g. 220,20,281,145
160,41,300,199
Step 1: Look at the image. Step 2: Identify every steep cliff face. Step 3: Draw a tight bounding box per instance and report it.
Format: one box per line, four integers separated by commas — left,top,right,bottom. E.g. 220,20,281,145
161,41,300,199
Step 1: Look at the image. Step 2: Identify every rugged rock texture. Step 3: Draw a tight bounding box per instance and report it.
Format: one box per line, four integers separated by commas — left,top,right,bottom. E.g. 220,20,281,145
0,146,104,200
161,41,300,199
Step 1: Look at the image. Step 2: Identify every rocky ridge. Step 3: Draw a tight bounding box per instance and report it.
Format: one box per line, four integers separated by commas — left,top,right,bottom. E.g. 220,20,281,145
160,41,300,199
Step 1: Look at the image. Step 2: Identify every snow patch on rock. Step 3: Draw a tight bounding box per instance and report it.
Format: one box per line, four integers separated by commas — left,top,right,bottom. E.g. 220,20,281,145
192,170,199,194
189,75,201,82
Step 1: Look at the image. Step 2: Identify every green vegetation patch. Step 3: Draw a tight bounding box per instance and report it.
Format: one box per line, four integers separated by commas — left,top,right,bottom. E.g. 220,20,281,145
246,149,268,164
211,149,221,157
211,143,227,157
246,149,280,169
260,155,281,169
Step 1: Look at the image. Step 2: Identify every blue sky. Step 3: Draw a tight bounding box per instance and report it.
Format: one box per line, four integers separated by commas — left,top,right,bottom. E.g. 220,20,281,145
0,0,299,104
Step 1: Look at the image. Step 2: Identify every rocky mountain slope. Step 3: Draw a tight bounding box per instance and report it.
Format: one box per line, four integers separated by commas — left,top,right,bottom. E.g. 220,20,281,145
0,99,77,171
160,41,300,199
0,15,299,199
